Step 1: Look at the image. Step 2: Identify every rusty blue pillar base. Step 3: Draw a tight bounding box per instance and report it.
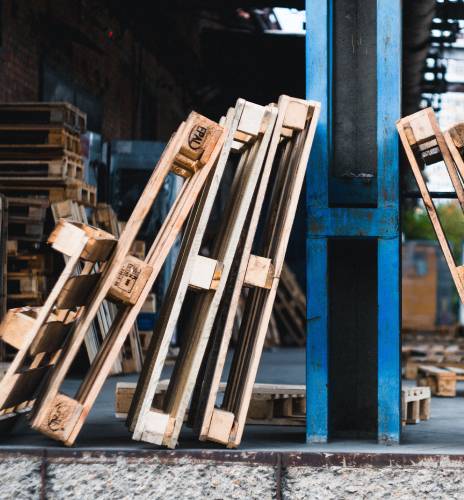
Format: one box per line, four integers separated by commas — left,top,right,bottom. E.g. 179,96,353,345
306,237,328,443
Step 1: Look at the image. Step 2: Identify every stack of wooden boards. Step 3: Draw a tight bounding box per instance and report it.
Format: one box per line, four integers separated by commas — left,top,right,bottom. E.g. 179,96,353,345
0,103,95,314
398,108,464,398
0,95,319,448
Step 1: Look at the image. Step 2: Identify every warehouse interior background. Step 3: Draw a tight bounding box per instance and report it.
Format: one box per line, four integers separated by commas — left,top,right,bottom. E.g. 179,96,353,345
1,0,464,454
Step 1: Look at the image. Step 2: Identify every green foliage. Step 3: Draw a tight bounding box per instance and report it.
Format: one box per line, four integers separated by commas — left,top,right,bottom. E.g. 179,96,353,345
403,202,464,261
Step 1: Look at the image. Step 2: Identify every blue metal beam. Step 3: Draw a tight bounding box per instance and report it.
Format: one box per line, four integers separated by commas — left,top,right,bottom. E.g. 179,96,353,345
306,0,401,444
376,0,401,444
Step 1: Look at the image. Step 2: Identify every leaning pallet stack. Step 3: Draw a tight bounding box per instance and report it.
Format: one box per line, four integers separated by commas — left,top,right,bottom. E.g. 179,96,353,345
0,96,319,449
0,103,95,360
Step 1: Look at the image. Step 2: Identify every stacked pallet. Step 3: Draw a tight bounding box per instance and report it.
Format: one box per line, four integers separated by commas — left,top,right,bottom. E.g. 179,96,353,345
0,103,95,205
0,103,96,315
0,96,319,448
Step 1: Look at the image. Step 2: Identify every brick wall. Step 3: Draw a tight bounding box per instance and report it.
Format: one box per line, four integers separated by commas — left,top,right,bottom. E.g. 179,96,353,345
0,0,187,141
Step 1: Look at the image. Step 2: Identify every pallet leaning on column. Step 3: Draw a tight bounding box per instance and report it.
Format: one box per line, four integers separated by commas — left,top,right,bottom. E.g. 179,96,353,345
0,220,116,431
127,100,277,448
397,108,464,305
28,112,224,445
193,97,320,447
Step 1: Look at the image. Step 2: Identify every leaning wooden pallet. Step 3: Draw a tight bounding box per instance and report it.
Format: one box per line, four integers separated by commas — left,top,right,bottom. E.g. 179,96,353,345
273,263,306,347
128,99,271,446
397,109,464,305
192,97,320,448
127,100,276,448
0,220,116,430
29,112,225,445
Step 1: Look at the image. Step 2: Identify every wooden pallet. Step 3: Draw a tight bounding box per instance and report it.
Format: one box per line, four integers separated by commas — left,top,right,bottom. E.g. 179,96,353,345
191,97,320,448
397,109,464,306
7,254,50,274
405,358,464,380
127,99,277,447
273,263,306,346
7,271,47,297
27,112,224,445
117,381,306,426
0,126,81,156
1,181,97,207
0,154,84,181
417,365,458,397
8,220,45,242
0,102,86,134
0,220,116,429
401,386,431,425
92,203,120,236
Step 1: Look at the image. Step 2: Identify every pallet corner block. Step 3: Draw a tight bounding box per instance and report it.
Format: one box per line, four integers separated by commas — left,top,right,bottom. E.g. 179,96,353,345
172,113,224,178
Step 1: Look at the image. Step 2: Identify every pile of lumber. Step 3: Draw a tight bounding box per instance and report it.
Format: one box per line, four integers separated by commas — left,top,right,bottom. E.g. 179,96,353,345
0,95,320,448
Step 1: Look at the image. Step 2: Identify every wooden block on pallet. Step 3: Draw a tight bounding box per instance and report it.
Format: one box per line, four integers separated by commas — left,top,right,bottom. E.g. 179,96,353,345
108,255,153,305
48,220,116,261
189,255,223,291
417,365,457,397
244,255,274,289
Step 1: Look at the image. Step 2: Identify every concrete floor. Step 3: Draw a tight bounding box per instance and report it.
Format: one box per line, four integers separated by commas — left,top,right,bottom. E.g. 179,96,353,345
2,348,464,454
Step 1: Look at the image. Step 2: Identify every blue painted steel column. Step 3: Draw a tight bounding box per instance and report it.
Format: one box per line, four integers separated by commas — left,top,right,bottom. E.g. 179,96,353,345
305,0,331,443
377,0,401,444
306,0,401,444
